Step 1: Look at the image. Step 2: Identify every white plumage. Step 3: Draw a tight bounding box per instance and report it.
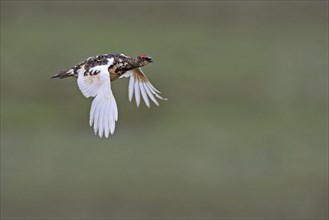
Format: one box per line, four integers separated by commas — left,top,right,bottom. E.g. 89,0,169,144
77,61,118,138
53,53,166,138
121,68,167,108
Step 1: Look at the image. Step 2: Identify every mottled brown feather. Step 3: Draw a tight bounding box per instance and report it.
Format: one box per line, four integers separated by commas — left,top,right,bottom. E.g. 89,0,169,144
131,68,149,83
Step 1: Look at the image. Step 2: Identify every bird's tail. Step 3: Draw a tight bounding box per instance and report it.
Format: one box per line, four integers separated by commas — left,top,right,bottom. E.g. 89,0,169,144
89,85,118,138
51,68,75,79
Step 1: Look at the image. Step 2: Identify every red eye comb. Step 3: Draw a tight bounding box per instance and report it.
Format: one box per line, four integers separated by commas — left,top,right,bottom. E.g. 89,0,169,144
138,54,148,58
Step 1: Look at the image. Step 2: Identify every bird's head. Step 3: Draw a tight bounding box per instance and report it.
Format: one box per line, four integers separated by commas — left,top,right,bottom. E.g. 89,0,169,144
137,54,154,66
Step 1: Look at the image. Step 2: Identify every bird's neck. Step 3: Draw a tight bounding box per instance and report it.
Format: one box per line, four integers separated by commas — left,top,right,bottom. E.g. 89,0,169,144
128,57,144,68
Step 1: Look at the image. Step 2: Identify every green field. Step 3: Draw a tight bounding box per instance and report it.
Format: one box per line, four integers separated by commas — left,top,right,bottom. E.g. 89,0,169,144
1,1,328,219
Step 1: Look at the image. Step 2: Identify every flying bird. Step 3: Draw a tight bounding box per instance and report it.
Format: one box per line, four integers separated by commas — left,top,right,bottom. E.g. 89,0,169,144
52,53,167,138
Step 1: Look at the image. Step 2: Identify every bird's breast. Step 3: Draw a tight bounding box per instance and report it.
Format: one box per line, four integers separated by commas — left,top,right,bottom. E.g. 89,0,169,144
109,61,135,81
109,68,121,81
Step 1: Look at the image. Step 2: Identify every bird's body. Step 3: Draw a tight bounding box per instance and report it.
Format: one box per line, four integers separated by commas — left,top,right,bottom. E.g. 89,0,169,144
52,53,166,138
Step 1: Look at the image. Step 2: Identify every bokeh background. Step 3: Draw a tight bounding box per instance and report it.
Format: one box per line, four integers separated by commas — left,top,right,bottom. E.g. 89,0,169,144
1,1,328,219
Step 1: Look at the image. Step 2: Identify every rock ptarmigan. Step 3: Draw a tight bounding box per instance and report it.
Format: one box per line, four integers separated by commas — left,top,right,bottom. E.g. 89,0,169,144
52,53,167,138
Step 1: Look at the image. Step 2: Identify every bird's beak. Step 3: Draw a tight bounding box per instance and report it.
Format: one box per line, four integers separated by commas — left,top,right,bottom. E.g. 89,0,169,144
148,57,154,63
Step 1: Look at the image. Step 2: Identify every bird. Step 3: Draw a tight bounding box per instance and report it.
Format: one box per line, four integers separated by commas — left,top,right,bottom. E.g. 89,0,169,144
52,53,167,138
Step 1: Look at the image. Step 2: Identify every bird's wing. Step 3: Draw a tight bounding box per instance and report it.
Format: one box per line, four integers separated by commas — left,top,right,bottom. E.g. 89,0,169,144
77,63,118,138
77,65,106,98
121,68,167,107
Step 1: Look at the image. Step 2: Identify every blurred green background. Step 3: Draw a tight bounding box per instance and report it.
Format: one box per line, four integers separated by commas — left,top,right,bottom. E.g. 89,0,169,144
1,1,328,219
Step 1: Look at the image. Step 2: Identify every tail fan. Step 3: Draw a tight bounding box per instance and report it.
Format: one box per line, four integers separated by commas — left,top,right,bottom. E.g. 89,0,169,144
51,68,75,79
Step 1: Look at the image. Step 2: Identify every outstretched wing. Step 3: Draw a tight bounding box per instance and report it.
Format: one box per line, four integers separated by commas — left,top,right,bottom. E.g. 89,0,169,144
77,63,118,138
121,68,167,107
